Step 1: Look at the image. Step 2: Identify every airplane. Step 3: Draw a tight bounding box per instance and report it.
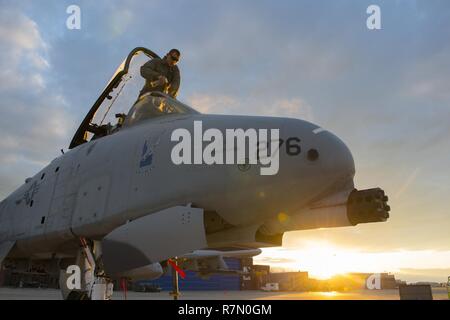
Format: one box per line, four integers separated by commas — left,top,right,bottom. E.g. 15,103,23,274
0,47,390,300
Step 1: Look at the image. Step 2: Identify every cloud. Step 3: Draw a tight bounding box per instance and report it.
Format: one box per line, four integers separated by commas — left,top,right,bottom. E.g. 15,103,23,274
0,10,75,198
265,98,314,121
255,256,297,265
393,167,421,200
396,268,450,283
187,93,240,114
0,9,50,92
400,48,450,101
108,9,134,39
187,93,314,121
0,94,73,164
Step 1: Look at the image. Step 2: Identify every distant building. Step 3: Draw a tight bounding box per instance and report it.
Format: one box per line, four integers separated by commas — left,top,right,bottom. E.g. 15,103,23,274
139,257,311,292
138,257,405,292
330,273,400,290
140,257,242,291
2,254,412,293
268,272,309,291
241,261,270,291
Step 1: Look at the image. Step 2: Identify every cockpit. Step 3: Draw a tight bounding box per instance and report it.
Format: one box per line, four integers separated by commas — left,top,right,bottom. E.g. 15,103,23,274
69,47,199,149
123,92,197,128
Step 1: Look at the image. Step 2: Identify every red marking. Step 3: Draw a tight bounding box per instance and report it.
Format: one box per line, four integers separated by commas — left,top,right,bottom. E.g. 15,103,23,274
168,259,186,279
120,278,128,300
79,237,87,248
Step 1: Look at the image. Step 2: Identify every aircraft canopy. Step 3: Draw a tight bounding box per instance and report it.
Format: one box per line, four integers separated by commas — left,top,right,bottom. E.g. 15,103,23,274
69,47,199,149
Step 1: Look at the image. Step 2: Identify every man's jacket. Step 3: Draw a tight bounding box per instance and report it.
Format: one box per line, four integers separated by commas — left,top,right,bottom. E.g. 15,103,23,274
139,57,180,98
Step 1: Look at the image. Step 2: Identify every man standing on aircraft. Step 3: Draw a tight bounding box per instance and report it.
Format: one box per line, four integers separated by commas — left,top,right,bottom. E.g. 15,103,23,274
139,49,181,99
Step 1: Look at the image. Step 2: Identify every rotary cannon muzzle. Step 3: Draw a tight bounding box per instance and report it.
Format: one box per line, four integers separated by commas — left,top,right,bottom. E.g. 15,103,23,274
347,188,390,225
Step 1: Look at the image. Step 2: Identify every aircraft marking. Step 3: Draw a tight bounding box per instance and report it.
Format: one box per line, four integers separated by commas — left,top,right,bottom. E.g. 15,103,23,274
139,141,154,168
22,181,40,206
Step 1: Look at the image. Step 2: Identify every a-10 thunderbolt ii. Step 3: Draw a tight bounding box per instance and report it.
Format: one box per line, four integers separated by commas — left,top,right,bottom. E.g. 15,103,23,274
0,47,390,299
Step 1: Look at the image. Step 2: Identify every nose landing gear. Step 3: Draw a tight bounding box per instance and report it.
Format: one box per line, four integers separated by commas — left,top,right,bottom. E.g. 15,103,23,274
60,238,114,300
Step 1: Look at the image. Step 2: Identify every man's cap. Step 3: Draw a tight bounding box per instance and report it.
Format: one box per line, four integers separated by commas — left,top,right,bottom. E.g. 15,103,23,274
168,49,181,57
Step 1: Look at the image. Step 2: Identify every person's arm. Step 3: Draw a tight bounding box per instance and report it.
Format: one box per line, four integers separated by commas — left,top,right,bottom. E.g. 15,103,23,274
140,59,161,80
168,67,180,98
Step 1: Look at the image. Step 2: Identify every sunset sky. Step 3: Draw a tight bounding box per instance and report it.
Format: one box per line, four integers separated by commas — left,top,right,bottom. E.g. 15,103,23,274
0,0,449,283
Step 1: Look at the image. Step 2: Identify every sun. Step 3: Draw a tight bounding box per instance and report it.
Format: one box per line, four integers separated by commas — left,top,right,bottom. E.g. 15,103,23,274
309,265,339,280
256,241,450,283
294,243,348,279
259,242,357,280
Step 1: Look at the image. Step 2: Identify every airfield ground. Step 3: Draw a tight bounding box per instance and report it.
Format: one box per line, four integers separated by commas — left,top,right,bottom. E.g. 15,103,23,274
0,287,448,300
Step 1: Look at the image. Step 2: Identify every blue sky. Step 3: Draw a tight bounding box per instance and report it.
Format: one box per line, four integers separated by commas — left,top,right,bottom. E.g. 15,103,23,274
0,0,449,281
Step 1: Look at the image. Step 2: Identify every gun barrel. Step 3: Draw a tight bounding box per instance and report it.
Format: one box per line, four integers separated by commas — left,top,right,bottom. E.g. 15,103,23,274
347,188,390,225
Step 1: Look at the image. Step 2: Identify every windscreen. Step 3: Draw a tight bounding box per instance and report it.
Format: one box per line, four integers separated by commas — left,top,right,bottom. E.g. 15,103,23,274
123,92,198,127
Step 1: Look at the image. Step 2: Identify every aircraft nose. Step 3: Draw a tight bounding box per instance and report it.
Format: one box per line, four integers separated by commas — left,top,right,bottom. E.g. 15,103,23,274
282,119,355,182
310,129,355,181
284,119,355,190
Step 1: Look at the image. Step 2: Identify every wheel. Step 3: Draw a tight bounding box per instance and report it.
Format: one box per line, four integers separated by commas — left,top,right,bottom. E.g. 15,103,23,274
66,290,90,300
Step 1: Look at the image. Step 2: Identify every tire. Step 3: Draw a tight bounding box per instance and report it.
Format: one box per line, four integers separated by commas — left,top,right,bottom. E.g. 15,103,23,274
66,290,90,300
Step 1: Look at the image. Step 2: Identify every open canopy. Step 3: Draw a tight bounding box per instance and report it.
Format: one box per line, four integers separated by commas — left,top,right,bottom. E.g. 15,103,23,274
69,47,198,149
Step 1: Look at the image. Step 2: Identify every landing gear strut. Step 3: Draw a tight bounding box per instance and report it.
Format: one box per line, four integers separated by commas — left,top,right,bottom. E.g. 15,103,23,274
60,238,114,300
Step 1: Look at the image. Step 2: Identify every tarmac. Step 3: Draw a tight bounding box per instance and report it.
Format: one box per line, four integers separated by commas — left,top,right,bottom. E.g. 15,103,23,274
0,287,448,300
